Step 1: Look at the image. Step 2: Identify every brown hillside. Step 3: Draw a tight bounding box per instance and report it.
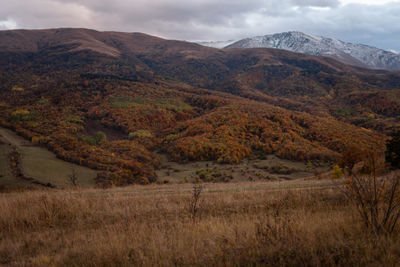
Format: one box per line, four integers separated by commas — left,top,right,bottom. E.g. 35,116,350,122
0,28,398,185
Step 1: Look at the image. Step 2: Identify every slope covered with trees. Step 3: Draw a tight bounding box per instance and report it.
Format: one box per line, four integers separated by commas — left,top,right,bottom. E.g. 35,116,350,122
0,28,397,185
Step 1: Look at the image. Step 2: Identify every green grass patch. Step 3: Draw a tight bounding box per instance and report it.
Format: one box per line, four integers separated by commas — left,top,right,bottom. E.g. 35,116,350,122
78,131,107,146
65,114,83,123
0,127,98,189
354,117,374,125
8,109,35,122
165,76,182,82
20,146,97,188
334,108,354,116
78,136,97,146
129,130,153,139
37,97,49,105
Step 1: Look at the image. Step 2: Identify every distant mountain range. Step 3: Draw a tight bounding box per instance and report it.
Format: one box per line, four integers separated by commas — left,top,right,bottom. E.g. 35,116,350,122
197,31,400,71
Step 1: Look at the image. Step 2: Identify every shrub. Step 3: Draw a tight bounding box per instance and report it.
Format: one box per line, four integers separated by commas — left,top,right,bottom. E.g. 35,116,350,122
78,132,107,146
195,169,233,183
128,130,153,140
38,97,49,105
386,131,400,170
78,136,97,146
166,134,179,142
196,169,212,182
94,131,107,144
339,146,364,175
31,136,41,144
188,184,204,222
265,174,278,180
345,171,400,235
8,109,32,121
268,164,298,175
65,115,83,123
11,86,24,91
334,108,353,116
332,165,344,179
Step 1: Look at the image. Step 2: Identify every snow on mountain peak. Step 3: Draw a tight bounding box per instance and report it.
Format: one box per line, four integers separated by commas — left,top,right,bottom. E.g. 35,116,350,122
195,40,236,48
226,32,400,71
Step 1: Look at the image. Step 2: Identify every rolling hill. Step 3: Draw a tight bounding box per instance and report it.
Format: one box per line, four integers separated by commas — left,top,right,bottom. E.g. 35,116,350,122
0,28,399,186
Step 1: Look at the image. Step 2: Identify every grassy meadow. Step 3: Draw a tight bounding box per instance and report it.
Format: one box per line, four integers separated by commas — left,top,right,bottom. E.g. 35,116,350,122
0,127,97,190
1,179,400,266
156,154,327,184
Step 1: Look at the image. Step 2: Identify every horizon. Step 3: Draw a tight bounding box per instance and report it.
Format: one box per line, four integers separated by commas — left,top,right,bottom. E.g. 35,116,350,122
1,26,398,54
1,0,400,51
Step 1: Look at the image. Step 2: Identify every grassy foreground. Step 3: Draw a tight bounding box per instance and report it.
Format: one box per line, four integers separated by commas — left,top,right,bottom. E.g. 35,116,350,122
1,180,400,266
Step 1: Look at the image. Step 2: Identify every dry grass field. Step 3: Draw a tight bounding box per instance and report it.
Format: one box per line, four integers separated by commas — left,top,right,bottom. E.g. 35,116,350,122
156,154,327,183
0,127,97,190
1,179,400,266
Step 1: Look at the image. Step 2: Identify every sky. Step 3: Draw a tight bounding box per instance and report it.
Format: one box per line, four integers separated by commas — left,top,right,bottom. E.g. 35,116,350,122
0,0,400,51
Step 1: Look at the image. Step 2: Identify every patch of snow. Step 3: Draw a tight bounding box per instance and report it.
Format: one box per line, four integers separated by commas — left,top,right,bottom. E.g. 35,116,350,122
195,40,236,48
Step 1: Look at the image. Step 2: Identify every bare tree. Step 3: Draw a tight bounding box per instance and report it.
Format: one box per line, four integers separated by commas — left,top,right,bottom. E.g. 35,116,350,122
69,167,79,188
188,184,204,222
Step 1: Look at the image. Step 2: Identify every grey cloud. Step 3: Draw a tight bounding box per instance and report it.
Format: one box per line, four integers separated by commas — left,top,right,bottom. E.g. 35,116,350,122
291,0,340,7
1,0,400,50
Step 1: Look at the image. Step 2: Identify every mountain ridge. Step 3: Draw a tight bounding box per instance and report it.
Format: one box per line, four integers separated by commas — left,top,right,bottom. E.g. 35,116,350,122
225,31,400,70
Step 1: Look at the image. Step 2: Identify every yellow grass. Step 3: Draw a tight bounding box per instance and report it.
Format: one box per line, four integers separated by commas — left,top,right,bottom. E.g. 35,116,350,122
0,127,97,189
1,180,399,266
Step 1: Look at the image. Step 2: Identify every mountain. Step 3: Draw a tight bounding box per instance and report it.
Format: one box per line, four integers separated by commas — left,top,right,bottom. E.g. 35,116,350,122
196,40,236,48
0,28,399,186
226,31,400,70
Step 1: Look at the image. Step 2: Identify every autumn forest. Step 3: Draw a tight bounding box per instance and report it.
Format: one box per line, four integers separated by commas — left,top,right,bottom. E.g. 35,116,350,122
0,29,399,187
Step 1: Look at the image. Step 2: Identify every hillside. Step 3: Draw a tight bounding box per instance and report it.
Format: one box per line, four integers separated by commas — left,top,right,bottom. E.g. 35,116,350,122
0,28,399,186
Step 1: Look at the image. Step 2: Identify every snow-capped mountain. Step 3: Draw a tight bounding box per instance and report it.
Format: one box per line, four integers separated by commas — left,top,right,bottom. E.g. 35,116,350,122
226,31,400,71
196,40,236,48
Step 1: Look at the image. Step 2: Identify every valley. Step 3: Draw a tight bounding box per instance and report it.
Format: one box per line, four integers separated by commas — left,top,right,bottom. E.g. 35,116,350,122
0,27,399,266
156,154,328,184
0,125,327,190
0,28,398,187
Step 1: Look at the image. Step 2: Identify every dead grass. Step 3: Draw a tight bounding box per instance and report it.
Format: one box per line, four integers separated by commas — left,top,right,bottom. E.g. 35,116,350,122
156,154,328,183
0,127,97,189
20,146,97,188
1,180,400,266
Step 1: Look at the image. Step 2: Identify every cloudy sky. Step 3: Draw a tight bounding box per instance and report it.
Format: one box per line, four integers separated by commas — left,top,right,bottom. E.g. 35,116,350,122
1,0,400,51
